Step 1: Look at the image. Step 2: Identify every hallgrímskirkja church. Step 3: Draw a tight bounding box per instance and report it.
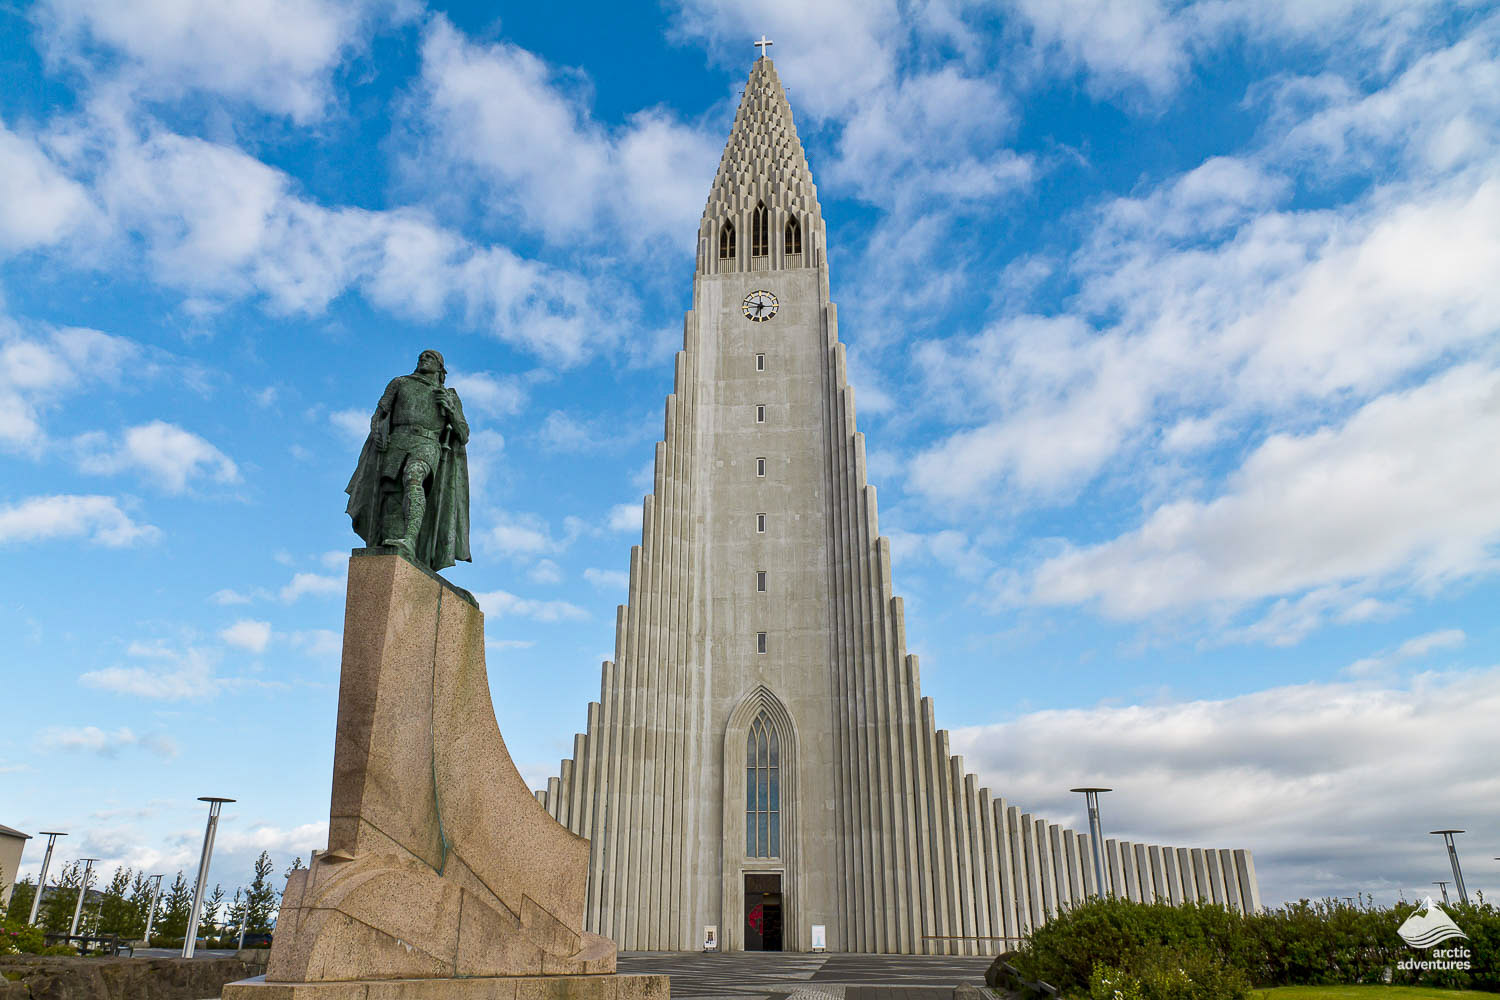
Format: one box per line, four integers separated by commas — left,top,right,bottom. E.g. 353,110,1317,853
537,50,1260,954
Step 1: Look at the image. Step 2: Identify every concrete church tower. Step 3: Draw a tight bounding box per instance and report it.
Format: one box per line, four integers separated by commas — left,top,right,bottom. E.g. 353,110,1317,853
538,52,1260,954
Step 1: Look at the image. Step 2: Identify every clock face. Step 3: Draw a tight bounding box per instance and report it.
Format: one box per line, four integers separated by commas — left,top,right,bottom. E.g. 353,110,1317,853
742,289,779,322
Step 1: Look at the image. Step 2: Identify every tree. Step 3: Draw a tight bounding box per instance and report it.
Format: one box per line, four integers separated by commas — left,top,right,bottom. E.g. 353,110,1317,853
98,866,144,938
244,852,277,933
127,872,154,939
40,862,82,933
225,888,247,943
156,871,191,945
203,883,225,938
5,877,35,923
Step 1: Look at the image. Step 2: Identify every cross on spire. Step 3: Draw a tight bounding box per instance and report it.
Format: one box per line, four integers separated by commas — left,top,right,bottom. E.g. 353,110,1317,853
754,35,773,60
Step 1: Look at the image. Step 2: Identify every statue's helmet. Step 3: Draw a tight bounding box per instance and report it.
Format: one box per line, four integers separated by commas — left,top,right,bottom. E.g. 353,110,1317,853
417,349,447,374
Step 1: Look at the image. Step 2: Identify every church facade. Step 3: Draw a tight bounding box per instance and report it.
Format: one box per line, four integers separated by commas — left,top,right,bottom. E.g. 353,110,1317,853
536,54,1260,954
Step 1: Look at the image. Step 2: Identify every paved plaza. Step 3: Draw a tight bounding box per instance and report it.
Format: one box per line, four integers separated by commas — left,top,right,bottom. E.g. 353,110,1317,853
618,952,997,1000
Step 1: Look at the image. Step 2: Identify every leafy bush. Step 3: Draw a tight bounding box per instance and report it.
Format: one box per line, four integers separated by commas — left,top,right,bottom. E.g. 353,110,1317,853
1,919,46,955
1010,896,1500,996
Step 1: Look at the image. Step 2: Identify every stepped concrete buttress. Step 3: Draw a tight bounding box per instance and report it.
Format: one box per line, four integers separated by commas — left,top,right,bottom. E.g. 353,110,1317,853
224,552,669,1000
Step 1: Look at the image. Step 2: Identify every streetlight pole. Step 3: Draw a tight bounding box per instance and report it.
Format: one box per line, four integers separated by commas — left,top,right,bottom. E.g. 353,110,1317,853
183,797,235,959
1430,830,1468,904
68,859,98,937
27,832,66,926
143,873,165,944
1071,787,1112,897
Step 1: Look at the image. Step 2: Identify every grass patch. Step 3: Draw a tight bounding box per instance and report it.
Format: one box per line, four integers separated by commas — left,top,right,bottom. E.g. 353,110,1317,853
1254,989,1500,1000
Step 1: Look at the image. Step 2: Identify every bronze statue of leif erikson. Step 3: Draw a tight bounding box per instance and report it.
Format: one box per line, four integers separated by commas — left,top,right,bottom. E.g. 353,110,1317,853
345,349,471,572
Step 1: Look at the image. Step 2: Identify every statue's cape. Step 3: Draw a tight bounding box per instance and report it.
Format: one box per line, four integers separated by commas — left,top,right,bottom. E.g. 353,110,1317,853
345,401,471,572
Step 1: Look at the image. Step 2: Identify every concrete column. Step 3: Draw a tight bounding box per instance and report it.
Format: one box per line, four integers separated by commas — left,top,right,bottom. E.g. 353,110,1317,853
1178,848,1199,903
1020,814,1043,930
1133,844,1154,902
1077,834,1096,898
1162,846,1184,905
993,798,1018,947
1106,839,1124,899
1189,849,1210,903
1233,851,1261,913
1218,850,1244,913
1008,807,1033,935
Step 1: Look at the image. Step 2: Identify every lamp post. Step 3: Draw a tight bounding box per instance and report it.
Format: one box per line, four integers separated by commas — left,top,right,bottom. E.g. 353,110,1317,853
68,859,98,937
183,797,235,959
1071,787,1112,897
142,873,165,945
1434,880,1450,905
1430,830,1468,904
26,832,66,926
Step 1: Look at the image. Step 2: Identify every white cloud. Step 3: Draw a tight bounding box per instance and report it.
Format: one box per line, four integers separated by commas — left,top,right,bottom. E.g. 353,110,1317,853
75,420,239,493
0,494,158,547
583,567,630,591
1395,628,1466,659
291,628,342,658
1347,628,1467,678
219,619,272,653
210,588,251,605
0,325,152,453
473,589,588,623
80,643,222,699
215,819,329,860
38,0,380,122
528,559,563,585
42,725,179,759
912,160,1500,506
606,503,641,534
1004,0,1471,104
535,410,610,452
481,510,584,559
329,407,371,445
447,369,532,418
948,666,1500,905
0,118,98,252
61,109,608,363
279,572,342,602
410,17,719,249
1028,363,1500,627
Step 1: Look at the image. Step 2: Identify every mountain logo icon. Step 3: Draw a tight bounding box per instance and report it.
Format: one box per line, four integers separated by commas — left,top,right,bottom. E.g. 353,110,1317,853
1397,897,1467,949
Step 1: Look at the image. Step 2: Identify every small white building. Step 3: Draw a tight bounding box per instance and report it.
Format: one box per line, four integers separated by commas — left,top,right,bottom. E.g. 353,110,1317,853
0,825,31,908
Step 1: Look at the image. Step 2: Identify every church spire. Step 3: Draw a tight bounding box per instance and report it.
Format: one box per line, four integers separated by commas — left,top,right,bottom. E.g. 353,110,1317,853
698,54,824,273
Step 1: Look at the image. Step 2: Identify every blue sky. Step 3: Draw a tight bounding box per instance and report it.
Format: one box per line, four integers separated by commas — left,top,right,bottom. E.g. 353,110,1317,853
2,0,1498,914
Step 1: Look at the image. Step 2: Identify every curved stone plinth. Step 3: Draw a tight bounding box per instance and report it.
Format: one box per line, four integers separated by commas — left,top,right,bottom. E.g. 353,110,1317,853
263,552,621,987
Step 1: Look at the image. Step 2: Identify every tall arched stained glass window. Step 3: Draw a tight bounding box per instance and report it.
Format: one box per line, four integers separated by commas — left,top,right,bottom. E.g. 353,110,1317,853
719,220,736,260
751,201,769,257
784,215,801,256
746,713,780,857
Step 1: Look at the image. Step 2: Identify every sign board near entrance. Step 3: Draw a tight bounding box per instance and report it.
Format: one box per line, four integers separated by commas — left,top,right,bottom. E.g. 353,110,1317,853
811,924,826,952
703,925,718,951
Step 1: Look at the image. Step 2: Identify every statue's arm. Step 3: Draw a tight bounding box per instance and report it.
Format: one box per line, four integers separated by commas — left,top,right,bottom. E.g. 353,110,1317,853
372,378,401,428
446,392,470,446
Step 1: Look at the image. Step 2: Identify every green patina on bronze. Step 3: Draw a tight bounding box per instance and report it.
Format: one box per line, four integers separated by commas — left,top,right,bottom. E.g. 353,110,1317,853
345,350,472,573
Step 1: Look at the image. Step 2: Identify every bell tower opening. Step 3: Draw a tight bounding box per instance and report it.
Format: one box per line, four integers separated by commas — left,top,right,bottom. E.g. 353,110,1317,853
751,201,769,257
784,214,801,257
719,220,736,260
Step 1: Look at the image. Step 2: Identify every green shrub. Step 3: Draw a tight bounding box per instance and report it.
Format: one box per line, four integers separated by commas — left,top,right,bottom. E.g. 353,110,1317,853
1,918,47,954
1010,896,1500,995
